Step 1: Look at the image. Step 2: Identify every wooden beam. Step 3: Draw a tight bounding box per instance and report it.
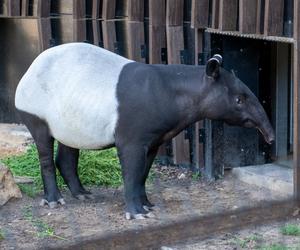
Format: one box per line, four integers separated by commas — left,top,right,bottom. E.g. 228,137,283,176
166,0,184,26
293,0,300,201
219,0,238,31
264,0,284,36
191,0,209,29
239,0,258,33
256,0,262,34
73,20,86,42
102,0,116,20
92,20,102,46
149,25,166,64
127,0,144,21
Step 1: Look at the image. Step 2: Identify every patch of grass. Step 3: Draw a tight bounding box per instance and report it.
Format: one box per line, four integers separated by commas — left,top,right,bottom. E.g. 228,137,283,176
233,234,262,248
1,144,122,197
0,228,4,241
280,224,300,236
22,205,66,240
192,172,201,181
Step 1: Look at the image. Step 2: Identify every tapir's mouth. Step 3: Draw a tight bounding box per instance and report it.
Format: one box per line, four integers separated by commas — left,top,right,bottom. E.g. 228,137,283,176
256,126,275,145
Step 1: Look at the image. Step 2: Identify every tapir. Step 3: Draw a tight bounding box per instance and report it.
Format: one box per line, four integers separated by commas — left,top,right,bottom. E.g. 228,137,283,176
15,43,275,219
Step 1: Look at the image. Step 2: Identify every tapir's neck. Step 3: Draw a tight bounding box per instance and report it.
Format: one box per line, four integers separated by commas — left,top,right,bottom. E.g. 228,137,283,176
151,64,209,124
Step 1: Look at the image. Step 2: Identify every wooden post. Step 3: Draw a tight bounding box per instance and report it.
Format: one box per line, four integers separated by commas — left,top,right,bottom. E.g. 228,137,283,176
38,18,51,51
191,0,209,29
293,0,300,201
102,20,117,52
127,0,144,21
92,0,101,19
219,0,238,31
239,0,258,33
264,0,284,36
37,0,50,17
21,0,29,16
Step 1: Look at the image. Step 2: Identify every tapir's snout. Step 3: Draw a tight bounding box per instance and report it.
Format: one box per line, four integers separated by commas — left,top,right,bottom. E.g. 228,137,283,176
256,122,275,145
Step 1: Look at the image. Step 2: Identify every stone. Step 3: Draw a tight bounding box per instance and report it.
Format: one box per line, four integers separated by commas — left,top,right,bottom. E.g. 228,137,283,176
0,164,22,206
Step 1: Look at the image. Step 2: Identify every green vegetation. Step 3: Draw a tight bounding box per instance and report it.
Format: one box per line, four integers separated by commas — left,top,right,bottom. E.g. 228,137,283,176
1,144,122,197
233,234,262,248
22,205,66,240
192,171,201,181
280,224,300,236
0,228,4,241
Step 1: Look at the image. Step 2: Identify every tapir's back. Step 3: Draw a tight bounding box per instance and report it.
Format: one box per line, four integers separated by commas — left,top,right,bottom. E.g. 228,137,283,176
15,43,132,149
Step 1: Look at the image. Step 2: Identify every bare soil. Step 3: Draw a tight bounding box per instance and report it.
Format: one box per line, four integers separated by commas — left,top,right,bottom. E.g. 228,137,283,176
0,124,299,250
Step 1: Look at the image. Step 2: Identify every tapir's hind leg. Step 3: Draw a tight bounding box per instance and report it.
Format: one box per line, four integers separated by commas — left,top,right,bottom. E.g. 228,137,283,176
55,143,93,200
18,111,65,208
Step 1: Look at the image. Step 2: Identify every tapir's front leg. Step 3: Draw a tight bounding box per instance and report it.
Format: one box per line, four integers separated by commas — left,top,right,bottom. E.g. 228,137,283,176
117,143,154,219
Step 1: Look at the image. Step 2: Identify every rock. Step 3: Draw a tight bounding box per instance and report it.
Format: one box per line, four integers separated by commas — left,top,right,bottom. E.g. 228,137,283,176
0,164,22,206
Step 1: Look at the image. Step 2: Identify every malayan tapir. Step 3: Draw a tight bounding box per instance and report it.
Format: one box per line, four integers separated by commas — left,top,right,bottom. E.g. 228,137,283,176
15,42,275,219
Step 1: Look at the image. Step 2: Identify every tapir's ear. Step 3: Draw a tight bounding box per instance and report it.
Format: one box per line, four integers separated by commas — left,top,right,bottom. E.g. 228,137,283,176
206,54,223,79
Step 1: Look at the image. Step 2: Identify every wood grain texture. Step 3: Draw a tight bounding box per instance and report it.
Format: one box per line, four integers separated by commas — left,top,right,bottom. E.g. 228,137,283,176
166,0,184,26
219,0,238,31
21,0,29,16
73,0,86,19
125,21,145,62
239,0,258,33
102,0,116,19
102,20,117,52
38,18,51,51
37,0,50,17
211,0,219,28
149,0,166,26
191,0,209,28
92,0,102,19
149,25,166,64
127,0,144,21
264,0,284,36
7,0,20,16
73,19,86,41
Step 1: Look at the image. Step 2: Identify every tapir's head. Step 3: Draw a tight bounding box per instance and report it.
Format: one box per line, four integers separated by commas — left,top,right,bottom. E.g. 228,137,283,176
203,54,275,144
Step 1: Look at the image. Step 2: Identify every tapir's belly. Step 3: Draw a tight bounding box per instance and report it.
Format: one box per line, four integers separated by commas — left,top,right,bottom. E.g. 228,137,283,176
15,43,132,149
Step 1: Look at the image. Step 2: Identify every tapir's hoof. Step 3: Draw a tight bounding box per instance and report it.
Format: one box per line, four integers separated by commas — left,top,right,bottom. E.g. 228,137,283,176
75,194,95,201
125,211,156,220
143,205,155,212
40,198,66,208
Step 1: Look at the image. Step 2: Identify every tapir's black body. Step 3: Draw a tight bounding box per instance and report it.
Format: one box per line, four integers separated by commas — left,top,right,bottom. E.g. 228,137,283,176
16,45,275,219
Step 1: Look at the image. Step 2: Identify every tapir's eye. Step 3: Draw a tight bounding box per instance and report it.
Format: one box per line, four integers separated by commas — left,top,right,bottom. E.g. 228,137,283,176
236,95,245,105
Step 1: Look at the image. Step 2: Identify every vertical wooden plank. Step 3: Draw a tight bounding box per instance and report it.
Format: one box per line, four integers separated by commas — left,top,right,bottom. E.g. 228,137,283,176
149,25,166,64
219,0,238,31
166,0,184,26
264,0,284,36
102,0,116,19
293,0,300,200
211,0,219,28
102,20,117,52
92,0,101,19
73,0,86,19
73,0,86,42
37,0,50,17
92,20,102,46
149,0,166,64
256,0,262,34
191,0,209,28
125,21,145,62
21,0,29,16
127,0,144,21
7,0,20,16
239,0,258,33
38,18,51,52
149,0,165,26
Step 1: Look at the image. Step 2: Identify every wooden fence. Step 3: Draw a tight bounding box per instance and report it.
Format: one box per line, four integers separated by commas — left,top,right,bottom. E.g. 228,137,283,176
0,0,297,175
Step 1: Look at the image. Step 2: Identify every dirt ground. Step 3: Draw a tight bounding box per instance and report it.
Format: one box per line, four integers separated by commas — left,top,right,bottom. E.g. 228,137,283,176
0,124,299,250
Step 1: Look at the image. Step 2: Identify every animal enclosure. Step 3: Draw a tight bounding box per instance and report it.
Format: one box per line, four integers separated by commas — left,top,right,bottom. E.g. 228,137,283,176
0,0,300,248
